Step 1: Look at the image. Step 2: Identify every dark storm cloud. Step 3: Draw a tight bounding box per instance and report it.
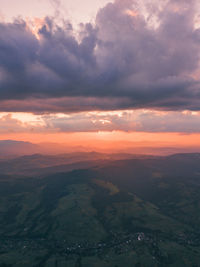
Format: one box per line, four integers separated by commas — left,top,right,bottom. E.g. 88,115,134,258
0,0,200,112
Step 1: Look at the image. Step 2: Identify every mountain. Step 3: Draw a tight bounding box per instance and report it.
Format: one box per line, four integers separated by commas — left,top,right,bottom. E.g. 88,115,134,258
0,140,41,157
1,139,199,158
1,153,200,266
0,152,156,176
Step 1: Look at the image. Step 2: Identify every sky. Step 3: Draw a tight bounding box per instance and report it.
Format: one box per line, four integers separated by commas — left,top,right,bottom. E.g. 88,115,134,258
0,0,112,25
0,0,200,151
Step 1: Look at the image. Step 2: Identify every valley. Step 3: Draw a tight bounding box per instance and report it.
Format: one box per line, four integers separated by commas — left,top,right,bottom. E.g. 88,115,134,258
0,153,200,266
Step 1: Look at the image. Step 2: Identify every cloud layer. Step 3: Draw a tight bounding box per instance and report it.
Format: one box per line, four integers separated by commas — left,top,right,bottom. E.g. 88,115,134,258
0,0,200,113
1,110,200,133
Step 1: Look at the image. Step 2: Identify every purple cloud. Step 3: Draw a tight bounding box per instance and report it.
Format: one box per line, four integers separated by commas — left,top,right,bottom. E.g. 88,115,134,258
0,0,200,112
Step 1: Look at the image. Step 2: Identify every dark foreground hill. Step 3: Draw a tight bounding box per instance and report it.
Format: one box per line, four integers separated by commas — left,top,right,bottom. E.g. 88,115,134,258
1,153,200,266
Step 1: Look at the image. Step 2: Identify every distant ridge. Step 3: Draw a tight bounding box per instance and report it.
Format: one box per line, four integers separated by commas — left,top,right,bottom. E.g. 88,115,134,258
0,139,200,158
0,140,40,157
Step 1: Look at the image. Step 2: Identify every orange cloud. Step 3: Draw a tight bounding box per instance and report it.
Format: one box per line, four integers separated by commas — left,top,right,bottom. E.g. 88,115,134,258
125,9,138,17
26,17,47,39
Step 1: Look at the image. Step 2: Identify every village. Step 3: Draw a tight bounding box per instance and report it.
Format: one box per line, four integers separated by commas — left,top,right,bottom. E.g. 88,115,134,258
0,230,199,260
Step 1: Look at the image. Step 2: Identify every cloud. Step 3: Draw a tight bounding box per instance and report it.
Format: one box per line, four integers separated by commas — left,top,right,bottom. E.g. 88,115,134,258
0,0,200,113
1,110,200,133
0,114,43,133
46,110,200,133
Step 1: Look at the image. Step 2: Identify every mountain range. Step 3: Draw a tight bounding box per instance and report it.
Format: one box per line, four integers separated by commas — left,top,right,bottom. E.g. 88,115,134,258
0,140,200,158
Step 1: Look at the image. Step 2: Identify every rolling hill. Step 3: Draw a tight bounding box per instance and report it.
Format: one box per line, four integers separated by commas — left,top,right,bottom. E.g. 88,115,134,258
0,153,200,266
